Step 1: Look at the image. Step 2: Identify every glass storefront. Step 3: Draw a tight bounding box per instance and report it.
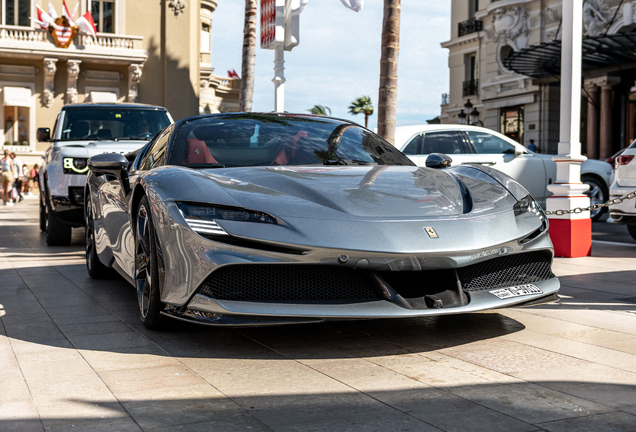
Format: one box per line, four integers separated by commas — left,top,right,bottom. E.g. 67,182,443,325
500,105,524,144
3,106,29,146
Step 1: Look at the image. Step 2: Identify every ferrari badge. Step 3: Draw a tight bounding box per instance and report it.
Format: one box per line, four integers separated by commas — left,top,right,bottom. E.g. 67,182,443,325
425,227,438,238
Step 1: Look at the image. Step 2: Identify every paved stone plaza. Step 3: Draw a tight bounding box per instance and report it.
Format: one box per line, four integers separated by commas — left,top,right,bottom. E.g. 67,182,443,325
1,198,636,431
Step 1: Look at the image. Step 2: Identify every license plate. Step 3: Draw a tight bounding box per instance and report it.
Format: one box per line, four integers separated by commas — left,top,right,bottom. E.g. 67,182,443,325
489,284,543,299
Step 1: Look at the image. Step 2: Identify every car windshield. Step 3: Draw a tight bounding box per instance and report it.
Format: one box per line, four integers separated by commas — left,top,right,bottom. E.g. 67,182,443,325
60,108,171,141
171,114,415,168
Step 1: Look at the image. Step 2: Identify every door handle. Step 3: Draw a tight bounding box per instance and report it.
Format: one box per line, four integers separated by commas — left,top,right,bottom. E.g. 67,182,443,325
461,161,497,165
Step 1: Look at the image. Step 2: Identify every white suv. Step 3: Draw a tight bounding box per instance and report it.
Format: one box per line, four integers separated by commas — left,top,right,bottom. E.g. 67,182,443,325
396,124,613,221
38,103,173,246
609,140,636,240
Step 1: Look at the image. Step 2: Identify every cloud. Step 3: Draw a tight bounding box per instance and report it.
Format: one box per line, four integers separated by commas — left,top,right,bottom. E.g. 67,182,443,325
211,0,450,129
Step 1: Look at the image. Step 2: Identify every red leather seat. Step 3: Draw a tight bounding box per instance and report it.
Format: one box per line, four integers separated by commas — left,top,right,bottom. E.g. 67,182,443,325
183,139,217,164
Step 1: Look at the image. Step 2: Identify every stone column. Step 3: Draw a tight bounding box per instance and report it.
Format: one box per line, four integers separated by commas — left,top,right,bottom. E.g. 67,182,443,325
127,64,143,102
66,60,82,105
598,77,621,160
42,58,58,108
584,82,599,160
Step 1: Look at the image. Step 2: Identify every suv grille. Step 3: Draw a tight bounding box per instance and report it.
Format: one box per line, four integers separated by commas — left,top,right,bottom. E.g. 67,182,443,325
198,265,377,302
458,251,554,292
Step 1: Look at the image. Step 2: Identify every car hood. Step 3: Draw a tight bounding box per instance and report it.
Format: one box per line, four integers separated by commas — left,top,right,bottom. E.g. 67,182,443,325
55,139,149,158
150,165,517,220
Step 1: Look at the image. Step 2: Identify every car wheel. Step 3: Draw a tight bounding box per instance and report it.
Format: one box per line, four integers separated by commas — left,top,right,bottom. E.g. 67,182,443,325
582,176,608,222
45,197,72,246
39,196,46,232
627,225,636,242
85,192,109,278
135,196,165,329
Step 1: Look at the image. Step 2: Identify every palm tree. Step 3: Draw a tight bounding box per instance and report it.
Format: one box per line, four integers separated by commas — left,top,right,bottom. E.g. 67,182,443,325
239,0,257,112
348,96,374,129
377,0,401,145
307,105,332,116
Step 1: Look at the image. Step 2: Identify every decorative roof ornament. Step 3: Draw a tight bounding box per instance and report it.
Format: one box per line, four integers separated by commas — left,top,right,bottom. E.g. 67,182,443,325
168,0,187,17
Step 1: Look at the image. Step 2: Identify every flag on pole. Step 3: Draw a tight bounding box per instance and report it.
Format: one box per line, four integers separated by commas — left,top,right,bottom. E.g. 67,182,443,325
228,70,240,79
34,5,55,29
48,1,58,19
77,12,97,38
340,0,363,12
62,0,76,26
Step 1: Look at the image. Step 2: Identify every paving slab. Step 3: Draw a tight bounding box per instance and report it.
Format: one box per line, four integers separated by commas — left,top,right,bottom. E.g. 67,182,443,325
2,198,636,431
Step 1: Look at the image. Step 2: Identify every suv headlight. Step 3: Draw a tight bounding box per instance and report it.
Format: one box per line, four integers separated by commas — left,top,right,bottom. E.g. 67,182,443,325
176,202,277,237
63,157,89,174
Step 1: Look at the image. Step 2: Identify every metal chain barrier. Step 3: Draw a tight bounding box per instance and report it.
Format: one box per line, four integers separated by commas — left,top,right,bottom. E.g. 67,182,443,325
545,190,636,216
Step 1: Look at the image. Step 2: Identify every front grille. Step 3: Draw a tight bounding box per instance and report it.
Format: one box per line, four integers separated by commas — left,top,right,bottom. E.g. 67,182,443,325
458,251,554,292
198,265,377,302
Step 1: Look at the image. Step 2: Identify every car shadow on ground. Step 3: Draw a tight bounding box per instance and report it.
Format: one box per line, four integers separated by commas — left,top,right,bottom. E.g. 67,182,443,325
2,382,636,431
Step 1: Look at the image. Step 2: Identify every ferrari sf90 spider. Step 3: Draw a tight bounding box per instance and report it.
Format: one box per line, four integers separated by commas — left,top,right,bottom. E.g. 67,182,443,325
85,113,559,329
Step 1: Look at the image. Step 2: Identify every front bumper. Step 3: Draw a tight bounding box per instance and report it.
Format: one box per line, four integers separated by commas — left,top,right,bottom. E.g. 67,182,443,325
50,187,86,226
609,185,636,223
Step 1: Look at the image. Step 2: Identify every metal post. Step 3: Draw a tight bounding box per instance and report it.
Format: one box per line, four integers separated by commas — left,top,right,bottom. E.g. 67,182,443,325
546,0,591,257
273,46,286,112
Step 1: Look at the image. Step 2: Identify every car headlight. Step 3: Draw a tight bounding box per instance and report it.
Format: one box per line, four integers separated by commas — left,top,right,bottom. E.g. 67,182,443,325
514,194,547,223
176,202,277,237
63,157,89,174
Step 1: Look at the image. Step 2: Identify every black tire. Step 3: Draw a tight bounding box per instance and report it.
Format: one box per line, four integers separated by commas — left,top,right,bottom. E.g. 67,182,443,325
45,197,72,246
135,196,165,330
582,176,608,222
39,196,46,232
85,192,110,278
627,225,636,242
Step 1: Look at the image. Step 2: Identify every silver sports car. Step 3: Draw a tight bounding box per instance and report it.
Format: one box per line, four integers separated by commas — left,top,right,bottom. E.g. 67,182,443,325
85,113,559,329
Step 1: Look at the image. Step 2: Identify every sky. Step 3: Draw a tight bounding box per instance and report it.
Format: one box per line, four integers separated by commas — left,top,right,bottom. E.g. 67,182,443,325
210,1,450,131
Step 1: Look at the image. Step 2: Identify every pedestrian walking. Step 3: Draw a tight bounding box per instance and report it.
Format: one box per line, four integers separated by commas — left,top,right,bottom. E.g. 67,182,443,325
29,164,39,195
21,164,29,195
10,152,24,203
527,139,537,152
1,149,15,206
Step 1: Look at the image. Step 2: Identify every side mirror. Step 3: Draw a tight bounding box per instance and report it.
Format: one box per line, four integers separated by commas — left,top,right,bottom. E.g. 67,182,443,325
515,147,524,157
89,153,130,194
425,153,453,169
37,128,51,142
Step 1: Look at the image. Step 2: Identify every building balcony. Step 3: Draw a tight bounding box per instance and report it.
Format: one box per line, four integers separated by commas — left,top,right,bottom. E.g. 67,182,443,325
458,18,483,37
0,25,146,63
463,79,479,97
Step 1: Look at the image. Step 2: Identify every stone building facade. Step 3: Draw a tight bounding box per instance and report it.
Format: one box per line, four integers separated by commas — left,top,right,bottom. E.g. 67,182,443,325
1,0,239,164
440,0,636,159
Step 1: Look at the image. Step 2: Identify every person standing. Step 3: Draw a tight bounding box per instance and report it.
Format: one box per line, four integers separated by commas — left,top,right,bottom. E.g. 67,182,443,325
1,150,14,206
21,164,29,195
31,164,40,193
527,139,537,152
10,152,24,202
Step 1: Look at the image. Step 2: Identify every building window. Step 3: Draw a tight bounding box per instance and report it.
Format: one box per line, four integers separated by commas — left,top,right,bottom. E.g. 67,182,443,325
468,0,479,19
500,105,524,144
463,54,478,97
91,0,115,33
4,0,30,26
3,106,29,146
201,22,211,53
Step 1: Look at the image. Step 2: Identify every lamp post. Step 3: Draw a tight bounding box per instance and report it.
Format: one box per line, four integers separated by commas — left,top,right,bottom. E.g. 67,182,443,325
458,99,479,125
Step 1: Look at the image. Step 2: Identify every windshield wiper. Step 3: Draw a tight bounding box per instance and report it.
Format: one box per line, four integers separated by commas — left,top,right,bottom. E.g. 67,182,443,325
184,163,226,169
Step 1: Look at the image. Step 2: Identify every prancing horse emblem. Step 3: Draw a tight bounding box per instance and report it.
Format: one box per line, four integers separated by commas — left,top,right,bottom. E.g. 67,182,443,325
425,227,438,238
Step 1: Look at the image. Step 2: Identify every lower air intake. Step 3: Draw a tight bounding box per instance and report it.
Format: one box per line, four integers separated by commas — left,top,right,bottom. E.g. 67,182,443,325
198,265,377,302
458,251,554,292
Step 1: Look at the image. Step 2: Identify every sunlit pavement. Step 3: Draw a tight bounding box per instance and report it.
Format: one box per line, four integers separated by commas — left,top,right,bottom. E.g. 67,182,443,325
2,198,636,432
